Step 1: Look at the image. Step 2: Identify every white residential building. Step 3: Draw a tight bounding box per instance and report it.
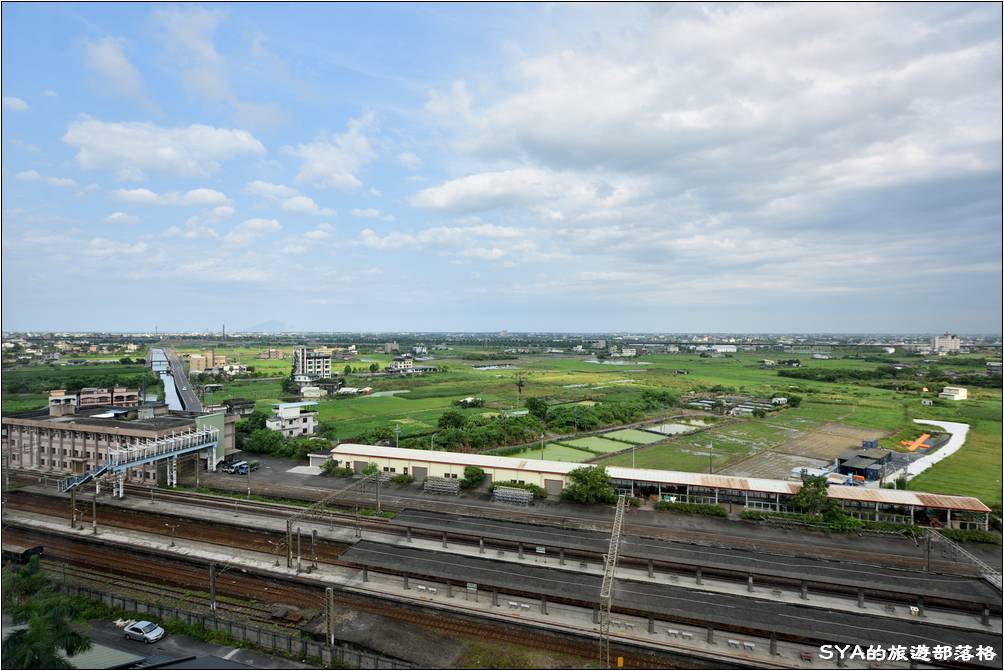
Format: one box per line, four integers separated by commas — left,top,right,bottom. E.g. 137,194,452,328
932,334,961,353
711,344,738,353
266,401,319,438
293,347,332,380
387,355,415,372
938,386,968,401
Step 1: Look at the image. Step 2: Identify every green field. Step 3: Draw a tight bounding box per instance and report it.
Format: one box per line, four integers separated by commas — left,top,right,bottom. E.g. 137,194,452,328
506,444,592,463
562,436,633,454
604,428,665,444
2,346,1000,505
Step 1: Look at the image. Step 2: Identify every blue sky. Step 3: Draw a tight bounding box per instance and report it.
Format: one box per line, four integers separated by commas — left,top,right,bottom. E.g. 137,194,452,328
2,3,1001,333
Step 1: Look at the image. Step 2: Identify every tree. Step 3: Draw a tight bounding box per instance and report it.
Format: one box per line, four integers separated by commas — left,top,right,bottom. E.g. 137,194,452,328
281,372,298,394
437,409,466,430
344,364,352,376
787,395,803,408
790,475,829,514
461,466,485,489
525,397,549,423
369,363,379,373
515,374,526,398
362,462,380,476
561,466,617,504
119,357,133,364
245,428,284,455
316,421,338,442
2,556,92,669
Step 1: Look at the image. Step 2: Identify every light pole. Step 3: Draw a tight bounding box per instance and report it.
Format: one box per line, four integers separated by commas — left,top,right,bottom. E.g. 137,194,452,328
540,433,545,460
708,440,713,474
165,522,179,547
431,432,439,450
394,423,401,448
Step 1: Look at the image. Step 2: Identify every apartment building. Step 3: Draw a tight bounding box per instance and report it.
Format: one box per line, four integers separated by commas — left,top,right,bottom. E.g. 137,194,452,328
932,333,961,353
293,347,332,380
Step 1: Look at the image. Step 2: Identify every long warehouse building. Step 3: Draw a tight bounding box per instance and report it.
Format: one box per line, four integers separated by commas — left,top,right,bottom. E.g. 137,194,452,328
322,443,992,530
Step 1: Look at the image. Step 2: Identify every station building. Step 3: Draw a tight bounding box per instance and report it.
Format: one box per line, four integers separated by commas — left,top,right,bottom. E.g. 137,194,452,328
2,402,236,484
321,444,992,530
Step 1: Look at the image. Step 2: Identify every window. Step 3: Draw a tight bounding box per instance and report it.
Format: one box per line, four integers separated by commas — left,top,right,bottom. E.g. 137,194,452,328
403,467,408,475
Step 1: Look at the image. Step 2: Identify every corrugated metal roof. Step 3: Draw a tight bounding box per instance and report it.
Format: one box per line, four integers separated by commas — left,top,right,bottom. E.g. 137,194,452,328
329,444,990,512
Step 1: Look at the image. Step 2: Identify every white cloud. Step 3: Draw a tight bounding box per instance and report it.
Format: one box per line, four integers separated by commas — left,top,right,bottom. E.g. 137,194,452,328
162,216,220,239
285,115,376,190
213,205,235,217
112,187,230,207
351,208,382,219
280,242,307,255
84,38,149,105
81,239,147,257
43,89,57,98
397,152,422,170
245,180,298,201
303,223,335,240
2,97,29,112
178,256,273,283
224,217,281,246
16,170,78,188
106,212,140,225
282,195,335,216
64,119,265,180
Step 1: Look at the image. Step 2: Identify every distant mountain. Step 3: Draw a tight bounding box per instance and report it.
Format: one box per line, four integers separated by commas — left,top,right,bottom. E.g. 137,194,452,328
245,319,286,332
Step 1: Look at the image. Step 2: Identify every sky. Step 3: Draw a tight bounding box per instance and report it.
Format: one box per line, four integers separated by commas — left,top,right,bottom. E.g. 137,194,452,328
1,2,1001,333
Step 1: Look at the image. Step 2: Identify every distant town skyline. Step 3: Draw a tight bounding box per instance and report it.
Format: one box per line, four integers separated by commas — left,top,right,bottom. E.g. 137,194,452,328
2,3,1001,332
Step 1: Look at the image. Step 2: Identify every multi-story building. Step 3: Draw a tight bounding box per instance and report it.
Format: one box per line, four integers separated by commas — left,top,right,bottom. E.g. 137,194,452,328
932,333,961,353
386,354,415,372
1,403,235,483
77,387,140,408
266,402,318,438
293,347,332,380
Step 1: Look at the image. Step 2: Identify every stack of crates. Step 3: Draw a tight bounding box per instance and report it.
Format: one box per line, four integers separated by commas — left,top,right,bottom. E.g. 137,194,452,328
423,476,460,496
492,486,532,506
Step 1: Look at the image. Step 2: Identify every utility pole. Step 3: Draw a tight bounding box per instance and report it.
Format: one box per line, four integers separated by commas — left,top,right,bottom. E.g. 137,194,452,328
164,523,178,547
286,520,293,568
394,423,401,448
375,474,381,513
209,563,217,611
431,432,438,450
246,466,251,499
69,488,77,529
540,433,545,460
325,587,336,646
92,495,97,534
708,440,714,474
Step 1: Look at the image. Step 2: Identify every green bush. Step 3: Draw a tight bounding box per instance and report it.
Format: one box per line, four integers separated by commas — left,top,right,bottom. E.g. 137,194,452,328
320,461,353,478
390,473,414,485
461,466,485,489
493,480,546,499
626,496,642,508
939,528,1002,545
655,501,727,517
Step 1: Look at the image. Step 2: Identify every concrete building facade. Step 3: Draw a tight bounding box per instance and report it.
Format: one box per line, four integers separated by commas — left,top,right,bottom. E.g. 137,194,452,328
293,347,332,380
932,333,961,353
266,401,318,438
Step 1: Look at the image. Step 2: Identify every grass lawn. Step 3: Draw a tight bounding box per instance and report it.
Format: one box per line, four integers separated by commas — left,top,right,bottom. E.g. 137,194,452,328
603,428,665,444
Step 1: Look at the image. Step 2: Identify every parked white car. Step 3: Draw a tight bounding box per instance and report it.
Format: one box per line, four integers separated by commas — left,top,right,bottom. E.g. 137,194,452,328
123,620,166,643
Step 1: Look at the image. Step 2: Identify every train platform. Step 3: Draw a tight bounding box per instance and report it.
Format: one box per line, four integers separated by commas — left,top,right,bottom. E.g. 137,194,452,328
2,509,948,670
11,485,999,633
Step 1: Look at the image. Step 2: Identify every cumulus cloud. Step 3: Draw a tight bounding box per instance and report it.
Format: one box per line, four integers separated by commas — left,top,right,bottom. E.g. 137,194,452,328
350,208,393,221
245,180,298,201
106,212,140,225
282,195,335,216
285,115,376,190
112,187,230,207
2,96,29,111
64,119,265,180
213,205,235,217
224,217,281,246
303,223,335,240
16,170,78,188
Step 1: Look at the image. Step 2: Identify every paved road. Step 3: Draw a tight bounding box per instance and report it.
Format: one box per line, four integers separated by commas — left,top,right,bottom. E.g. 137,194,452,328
84,619,315,668
162,348,202,412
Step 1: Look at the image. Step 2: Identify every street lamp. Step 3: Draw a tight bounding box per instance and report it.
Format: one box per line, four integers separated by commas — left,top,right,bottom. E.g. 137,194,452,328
431,432,439,450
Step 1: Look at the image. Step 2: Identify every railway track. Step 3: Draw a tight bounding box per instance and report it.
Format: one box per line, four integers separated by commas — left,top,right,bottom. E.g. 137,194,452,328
5,525,695,669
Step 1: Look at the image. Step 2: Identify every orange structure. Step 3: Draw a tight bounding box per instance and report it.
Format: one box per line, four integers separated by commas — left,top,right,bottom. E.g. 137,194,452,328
900,433,931,452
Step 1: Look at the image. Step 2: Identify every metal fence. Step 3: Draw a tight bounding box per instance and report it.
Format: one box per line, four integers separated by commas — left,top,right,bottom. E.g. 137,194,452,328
60,584,414,670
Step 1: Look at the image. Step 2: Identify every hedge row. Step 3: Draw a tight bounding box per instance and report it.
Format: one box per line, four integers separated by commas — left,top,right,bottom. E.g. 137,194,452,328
654,501,727,517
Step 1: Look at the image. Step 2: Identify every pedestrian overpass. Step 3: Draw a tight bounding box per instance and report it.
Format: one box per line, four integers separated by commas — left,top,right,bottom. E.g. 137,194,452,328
58,426,220,496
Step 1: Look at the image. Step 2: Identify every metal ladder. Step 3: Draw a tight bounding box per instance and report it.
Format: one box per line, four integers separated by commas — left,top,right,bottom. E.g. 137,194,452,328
931,529,1002,591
